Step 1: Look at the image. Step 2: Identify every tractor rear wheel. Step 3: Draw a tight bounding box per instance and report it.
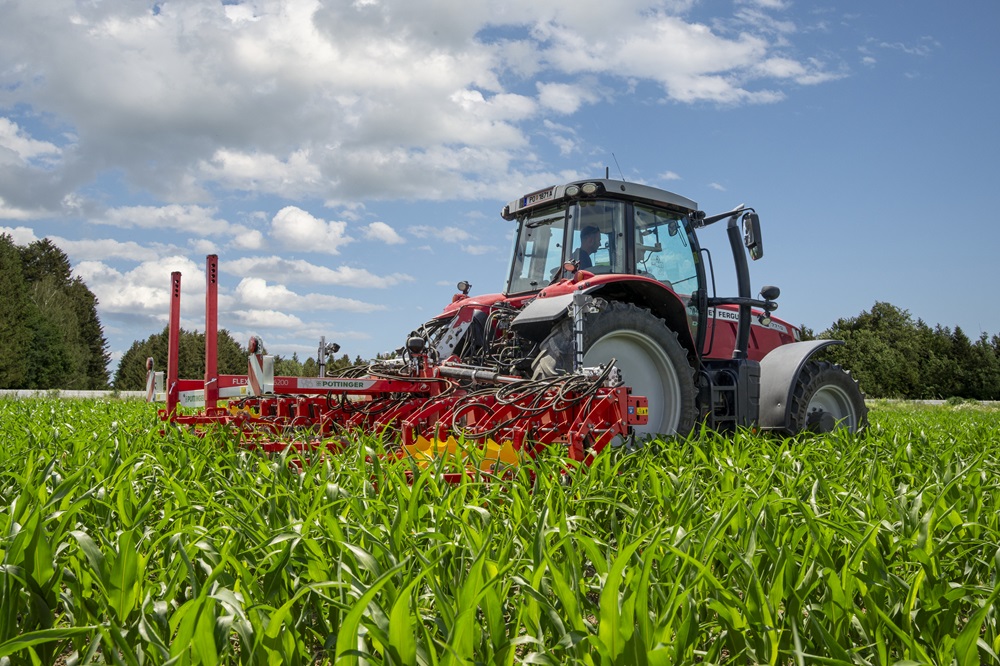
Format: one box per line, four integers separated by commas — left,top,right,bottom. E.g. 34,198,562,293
532,301,697,437
786,361,868,434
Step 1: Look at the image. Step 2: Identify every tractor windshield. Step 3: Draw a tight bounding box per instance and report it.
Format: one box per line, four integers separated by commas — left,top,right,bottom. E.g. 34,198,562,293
505,206,569,294
505,198,700,296
505,201,628,294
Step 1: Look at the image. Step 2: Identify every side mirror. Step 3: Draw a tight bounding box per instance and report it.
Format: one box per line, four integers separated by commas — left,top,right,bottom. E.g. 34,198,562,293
759,285,780,301
742,212,763,261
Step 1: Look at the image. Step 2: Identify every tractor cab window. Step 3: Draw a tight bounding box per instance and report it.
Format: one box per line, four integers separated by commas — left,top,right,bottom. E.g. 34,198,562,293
633,205,699,294
567,201,626,274
505,207,568,294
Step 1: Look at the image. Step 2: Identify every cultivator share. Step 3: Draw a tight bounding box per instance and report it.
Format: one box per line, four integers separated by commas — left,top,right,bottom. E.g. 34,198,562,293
148,177,867,476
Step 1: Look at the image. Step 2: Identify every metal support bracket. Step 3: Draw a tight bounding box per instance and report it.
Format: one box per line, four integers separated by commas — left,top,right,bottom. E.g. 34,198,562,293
572,290,588,372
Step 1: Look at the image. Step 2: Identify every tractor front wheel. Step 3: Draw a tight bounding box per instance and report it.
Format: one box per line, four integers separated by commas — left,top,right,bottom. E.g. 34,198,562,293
786,361,868,434
533,301,697,437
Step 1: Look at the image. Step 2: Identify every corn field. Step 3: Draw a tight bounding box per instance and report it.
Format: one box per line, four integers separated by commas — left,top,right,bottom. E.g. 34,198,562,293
1,398,999,665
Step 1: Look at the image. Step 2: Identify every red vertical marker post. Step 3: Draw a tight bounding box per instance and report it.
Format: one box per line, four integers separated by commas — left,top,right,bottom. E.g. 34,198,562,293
205,254,220,409
166,271,182,416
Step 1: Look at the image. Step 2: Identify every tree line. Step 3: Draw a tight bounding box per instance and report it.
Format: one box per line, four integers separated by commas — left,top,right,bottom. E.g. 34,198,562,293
809,301,1000,401
0,235,110,390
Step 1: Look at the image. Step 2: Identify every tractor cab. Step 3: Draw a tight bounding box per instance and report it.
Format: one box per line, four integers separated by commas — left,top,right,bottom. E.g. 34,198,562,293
503,180,703,297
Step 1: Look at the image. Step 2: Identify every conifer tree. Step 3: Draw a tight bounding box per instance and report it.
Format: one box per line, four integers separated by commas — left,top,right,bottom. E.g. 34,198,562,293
0,235,33,388
15,238,111,388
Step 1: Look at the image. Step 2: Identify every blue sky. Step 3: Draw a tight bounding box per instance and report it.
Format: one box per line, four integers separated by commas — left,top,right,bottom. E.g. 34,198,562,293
2,0,998,371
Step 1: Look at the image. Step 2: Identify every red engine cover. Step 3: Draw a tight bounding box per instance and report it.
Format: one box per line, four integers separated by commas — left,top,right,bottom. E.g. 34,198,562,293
701,304,799,362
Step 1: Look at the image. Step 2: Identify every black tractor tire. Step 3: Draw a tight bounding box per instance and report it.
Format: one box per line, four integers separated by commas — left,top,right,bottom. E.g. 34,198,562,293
786,361,868,434
532,301,697,437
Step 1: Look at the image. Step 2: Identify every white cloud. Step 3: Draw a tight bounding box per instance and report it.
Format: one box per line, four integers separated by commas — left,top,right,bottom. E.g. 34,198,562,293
189,238,219,255
230,228,265,250
225,255,413,288
229,309,305,330
541,119,580,156
449,89,536,123
47,235,162,262
0,118,62,166
731,7,797,36
738,0,789,8
234,277,385,313
410,225,472,243
550,135,578,156
200,148,323,197
878,39,937,57
223,4,260,24
709,182,727,191
539,14,786,104
536,82,601,114
363,221,405,245
2,229,172,263
659,171,682,181
270,206,352,254
95,205,232,237
753,56,844,85
0,225,39,244
74,255,204,316
462,244,496,256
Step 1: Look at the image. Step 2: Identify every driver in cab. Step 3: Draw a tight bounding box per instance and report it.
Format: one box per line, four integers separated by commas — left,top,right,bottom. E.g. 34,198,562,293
574,225,600,270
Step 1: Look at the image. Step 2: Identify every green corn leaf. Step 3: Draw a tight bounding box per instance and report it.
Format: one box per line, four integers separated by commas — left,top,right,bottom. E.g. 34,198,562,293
955,584,1000,666
387,575,425,666
68,529,109,590
108,529,140,620
335,563,405,666
0,626,96,659
597,537,644,662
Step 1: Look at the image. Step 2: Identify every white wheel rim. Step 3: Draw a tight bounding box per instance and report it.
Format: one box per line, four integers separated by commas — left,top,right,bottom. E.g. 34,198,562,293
807,385,857,430
586,329,683,436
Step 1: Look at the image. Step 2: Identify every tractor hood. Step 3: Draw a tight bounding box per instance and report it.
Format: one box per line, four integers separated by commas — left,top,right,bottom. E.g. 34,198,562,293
436,292,511,319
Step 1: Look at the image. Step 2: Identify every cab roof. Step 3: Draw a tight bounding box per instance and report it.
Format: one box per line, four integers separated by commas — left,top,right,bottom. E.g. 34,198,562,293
502,179,699,220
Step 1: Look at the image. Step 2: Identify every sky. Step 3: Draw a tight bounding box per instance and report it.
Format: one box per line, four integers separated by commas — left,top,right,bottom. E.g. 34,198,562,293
2,0,998,374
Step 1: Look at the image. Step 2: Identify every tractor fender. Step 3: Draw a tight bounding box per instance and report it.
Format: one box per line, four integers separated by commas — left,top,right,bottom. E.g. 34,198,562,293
510,279,696,353
510,293,576,342
757,340,844,430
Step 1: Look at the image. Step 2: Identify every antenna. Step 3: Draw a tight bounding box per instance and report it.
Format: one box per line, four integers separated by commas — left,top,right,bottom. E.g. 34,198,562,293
611,153,626,181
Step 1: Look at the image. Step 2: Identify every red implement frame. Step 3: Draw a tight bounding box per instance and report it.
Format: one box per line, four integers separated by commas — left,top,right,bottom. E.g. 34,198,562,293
154,256,648,473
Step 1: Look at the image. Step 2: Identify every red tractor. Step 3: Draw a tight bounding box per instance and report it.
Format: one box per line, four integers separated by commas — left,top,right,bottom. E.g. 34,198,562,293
415,177,867,436
151,177,866,472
